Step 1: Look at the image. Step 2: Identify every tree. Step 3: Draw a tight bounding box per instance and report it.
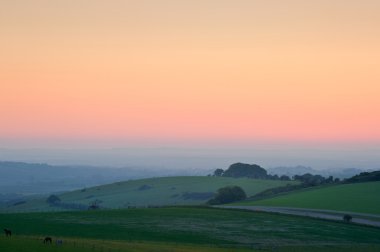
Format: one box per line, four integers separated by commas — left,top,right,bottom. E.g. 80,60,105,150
46,194,61,204
222,163,267,179
280,175,291,181
293,173,327,186
213,168,224,177
326,176,334,183
269,174,279,180
207,186,247,205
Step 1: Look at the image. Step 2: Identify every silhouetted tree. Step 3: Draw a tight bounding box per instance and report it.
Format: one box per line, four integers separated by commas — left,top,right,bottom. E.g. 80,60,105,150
271,174,280,180
293,173,327,186
208,186,246,205
326,176,334,183
213,168,224,177
280,175,291,181
223,163,267,179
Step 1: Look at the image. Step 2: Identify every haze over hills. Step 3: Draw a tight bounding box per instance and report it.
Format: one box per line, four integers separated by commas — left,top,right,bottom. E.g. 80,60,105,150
0,160,370,196
1,144,379,170
0,161,205,195
267,166,366,179
1,176,296,212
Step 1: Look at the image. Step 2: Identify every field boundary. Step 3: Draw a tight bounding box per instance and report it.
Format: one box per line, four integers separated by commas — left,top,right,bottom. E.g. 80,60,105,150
218,205,380,227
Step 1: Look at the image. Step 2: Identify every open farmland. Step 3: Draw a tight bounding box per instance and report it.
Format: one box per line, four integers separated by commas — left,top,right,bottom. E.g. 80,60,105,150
236,181,380,215
1,207,380,252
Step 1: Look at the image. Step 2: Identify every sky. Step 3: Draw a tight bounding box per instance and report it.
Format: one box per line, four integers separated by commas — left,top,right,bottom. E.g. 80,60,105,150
0,1,379,169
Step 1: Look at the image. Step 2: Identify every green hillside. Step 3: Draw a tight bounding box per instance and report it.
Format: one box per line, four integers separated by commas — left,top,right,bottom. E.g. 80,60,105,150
236,181,380,215
3,176,296,212
1,207,380,251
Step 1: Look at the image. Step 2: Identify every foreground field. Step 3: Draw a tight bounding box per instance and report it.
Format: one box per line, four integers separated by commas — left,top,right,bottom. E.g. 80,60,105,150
236,181,380,215
4,176,296,212
1,236,380,252
0,236,253,252
0,207,379,252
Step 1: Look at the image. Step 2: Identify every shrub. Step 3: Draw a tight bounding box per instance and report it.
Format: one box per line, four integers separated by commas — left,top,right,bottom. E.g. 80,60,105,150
46,194,61,204
208,186,246,205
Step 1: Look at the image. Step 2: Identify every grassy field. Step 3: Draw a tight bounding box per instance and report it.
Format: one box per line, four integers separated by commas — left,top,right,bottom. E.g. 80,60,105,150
1,207,380,252
0,235,253,252
235,181,380,215
3,176,296,212
1,236,380,252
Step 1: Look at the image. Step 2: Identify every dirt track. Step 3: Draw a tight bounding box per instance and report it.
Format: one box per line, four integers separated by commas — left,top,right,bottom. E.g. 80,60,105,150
218,205,380,227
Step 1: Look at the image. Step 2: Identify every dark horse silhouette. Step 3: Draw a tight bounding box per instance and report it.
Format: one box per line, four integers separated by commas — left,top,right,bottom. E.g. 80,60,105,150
4,229,11,237
43,237,52,244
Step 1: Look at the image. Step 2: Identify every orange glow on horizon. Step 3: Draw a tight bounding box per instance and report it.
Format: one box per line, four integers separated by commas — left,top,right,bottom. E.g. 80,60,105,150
1,1,379,146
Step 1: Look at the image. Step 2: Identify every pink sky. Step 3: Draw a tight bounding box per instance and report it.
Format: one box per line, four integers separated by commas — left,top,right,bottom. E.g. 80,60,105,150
1,1,380,147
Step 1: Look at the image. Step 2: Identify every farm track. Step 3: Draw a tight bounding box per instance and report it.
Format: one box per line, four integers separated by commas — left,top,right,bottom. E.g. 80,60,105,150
219,206,380,227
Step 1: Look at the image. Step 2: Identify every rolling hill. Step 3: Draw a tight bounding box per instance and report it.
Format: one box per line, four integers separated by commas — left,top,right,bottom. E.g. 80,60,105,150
2,176,296,212
236,181,380,215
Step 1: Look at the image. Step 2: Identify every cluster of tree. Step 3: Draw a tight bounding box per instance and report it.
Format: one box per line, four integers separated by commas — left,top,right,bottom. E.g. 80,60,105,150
207,186,247,205
250,173,340,200
293,173,340,186
252,183,307,199
249,170,380,201
214,162,342,185
344,171,380,184
267,174,291,181
213,163,291,180
211,162,379,204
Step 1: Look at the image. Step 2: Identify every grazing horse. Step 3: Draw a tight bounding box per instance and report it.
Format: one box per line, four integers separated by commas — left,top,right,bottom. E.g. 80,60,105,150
3,229,11,237
43,237,52,244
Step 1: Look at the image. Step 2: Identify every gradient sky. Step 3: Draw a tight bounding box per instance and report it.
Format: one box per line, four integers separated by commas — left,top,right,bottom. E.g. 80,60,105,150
1,0,380,150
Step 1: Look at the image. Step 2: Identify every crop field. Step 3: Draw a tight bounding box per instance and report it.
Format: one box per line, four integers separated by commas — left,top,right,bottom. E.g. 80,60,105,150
1,207,379,252
3,176,296,212
236,181,380,215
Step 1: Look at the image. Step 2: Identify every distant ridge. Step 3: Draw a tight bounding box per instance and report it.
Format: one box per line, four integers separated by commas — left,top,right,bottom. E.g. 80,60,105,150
267,165,367,179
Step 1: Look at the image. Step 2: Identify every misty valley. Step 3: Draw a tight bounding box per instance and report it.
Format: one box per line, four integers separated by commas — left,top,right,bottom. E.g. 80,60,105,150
1,161,380,252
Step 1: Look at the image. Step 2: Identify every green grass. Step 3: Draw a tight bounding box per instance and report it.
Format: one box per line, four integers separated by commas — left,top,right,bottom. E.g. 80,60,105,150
3,176,296,212
235,181,380,215
0,235,254,252
1,207,379,250
1,236,380,252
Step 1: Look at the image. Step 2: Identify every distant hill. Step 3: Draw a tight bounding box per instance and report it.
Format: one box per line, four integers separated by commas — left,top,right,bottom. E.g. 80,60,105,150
0,161,204,195
0,161,135,194
1,176,296,212
267,166,315,177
